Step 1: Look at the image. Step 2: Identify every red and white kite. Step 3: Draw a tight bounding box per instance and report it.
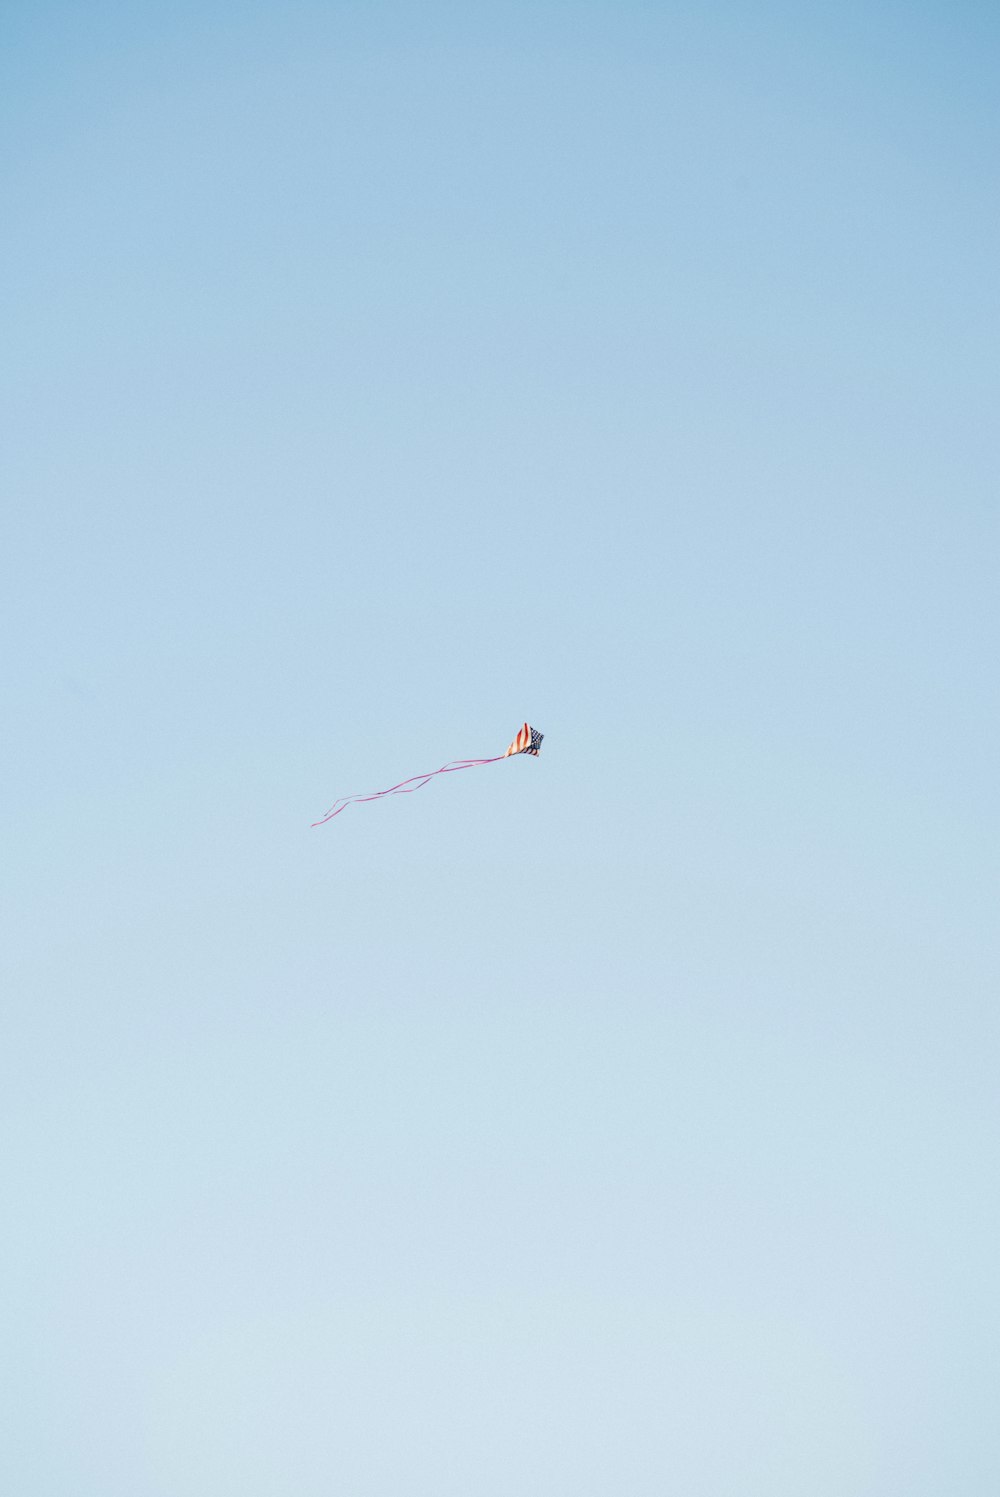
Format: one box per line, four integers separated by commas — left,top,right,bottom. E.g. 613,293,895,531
312,723,544,826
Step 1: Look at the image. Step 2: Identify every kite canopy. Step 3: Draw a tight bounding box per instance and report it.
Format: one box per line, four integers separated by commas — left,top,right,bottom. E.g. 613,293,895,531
504,723,544,757
312,722,544,826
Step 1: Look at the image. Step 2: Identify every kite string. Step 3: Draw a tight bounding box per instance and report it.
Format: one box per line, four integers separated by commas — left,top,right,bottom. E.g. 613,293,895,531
311,755,506,827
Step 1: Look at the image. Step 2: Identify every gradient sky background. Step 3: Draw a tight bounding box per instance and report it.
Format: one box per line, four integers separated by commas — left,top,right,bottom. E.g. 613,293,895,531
2,3,998,1493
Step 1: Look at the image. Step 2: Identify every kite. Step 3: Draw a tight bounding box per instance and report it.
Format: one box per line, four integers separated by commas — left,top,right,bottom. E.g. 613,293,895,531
311,723,543,826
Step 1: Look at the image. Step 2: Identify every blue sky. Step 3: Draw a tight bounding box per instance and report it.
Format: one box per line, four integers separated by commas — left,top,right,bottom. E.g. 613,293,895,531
2,3,998,1493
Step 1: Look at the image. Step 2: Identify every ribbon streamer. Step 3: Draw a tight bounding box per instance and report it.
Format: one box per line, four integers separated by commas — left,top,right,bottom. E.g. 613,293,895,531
311,756,504,827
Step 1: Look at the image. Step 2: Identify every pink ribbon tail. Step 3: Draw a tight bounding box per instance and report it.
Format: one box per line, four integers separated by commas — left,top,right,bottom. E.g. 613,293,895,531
311,755,506,827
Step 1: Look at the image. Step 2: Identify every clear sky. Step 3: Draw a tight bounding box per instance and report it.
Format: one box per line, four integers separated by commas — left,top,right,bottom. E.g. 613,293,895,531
2,3,998,1493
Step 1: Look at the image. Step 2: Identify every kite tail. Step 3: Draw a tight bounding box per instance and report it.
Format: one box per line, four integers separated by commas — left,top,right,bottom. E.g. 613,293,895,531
311,755,506,827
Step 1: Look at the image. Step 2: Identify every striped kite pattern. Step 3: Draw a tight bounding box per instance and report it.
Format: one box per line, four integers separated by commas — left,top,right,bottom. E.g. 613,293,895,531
505,723,544,757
